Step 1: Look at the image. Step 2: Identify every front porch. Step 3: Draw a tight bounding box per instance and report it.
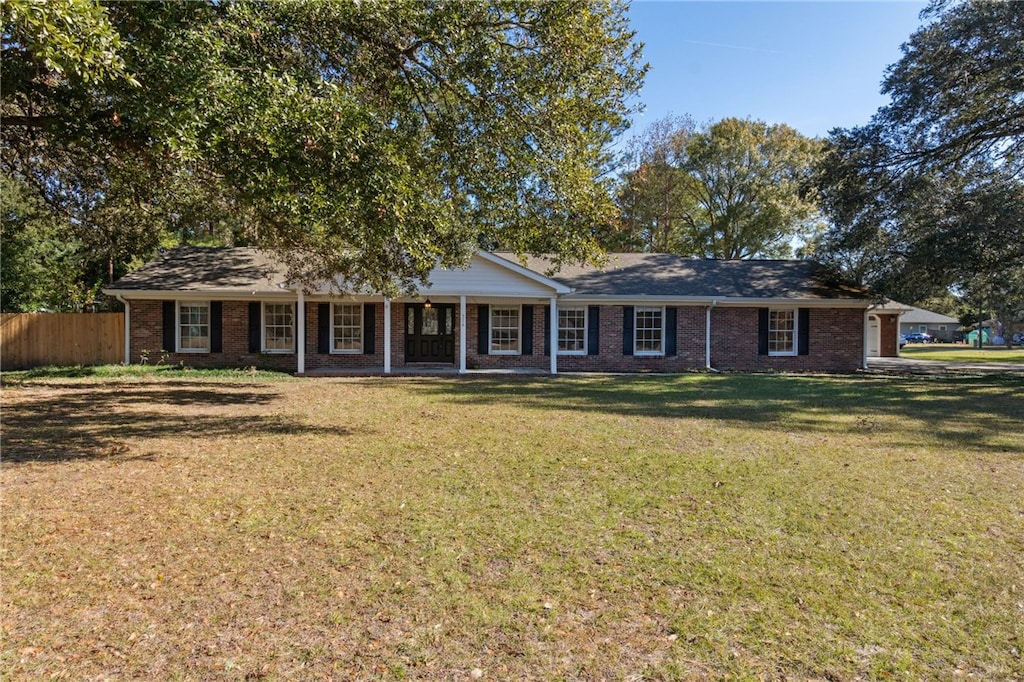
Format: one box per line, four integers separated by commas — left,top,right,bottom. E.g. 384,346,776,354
299,365,550,377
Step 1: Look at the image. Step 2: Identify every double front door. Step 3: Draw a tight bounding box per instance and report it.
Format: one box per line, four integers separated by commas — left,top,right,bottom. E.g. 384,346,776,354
405,303,455,363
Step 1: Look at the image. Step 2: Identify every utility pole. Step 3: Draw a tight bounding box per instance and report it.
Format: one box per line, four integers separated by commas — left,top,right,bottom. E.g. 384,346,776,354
976,300,984,349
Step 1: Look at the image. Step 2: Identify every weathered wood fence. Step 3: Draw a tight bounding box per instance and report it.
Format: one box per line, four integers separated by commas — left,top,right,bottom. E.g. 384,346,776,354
0,313,124,370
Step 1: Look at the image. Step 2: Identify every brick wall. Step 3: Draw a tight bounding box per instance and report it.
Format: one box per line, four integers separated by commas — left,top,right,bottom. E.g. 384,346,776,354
305,302,384,370
130,300,297,371
129,299,867,373
553,305,706,372
710,307,864,372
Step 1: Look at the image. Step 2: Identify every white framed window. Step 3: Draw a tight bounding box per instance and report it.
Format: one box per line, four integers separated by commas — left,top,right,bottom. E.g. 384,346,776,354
919,325,928,333
263,302,294,353
768,309,797,356
332,303,362,353
634,306,664,355
490,306,520,354
558,307,587,355
177,301,210,352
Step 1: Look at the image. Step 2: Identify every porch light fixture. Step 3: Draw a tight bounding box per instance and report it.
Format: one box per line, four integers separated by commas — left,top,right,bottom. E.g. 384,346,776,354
423,298,432,309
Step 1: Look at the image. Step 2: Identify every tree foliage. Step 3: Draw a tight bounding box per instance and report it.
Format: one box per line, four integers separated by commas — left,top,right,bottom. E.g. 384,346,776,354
815,0,1024,322
2,0,644,296
615,116,824,259
0,175,102,311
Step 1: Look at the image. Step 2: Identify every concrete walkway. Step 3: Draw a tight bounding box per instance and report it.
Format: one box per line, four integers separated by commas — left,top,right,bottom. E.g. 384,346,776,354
866,357,1024,375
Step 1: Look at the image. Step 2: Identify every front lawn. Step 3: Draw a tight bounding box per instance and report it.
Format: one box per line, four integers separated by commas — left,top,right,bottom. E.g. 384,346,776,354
901,343,1024,363
2,373,1022,679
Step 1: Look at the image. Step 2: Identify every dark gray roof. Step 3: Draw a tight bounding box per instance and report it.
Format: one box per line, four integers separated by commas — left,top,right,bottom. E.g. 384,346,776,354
110,246,868,301
506,253,867,300
108,246,287,292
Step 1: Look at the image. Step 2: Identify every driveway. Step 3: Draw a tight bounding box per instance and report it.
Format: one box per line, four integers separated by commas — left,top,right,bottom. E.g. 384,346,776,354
867,356,1024,375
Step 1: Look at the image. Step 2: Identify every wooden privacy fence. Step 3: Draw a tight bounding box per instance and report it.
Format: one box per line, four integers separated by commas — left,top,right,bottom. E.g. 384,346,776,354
0,313,124,370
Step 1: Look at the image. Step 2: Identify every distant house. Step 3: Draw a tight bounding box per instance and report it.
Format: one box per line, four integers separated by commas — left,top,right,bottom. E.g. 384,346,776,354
898,305,961,342
103,247,892,374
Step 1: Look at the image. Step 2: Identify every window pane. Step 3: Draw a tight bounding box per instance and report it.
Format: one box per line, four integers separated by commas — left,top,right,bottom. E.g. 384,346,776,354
490,307,520,353
768,310,795,354
264,303,293,351
558,308,586,352
423,308,439,335
635,307,663,353
333,304,362,352
179,303,210,351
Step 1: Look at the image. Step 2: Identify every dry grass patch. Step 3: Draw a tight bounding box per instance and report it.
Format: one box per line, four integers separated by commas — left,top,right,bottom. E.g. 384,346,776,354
2,373,1023,680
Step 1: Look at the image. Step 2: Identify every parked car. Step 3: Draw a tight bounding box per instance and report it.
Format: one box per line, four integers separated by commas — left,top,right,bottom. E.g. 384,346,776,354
904,332,933,343
898,334,907,349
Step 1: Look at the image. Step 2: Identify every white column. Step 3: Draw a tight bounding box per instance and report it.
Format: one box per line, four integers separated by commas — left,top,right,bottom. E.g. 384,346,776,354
549,296,558,375
384,298,392,374
296,291,305,374
459,295,467,374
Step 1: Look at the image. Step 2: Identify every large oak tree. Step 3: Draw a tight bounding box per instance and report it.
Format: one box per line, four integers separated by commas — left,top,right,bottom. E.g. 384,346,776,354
615,116,823,259
2,0,645,298
816,0,1024,315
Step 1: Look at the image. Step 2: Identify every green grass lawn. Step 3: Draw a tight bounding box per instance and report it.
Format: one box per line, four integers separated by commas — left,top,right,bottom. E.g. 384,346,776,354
901,343,1024,364
2,372,1022,680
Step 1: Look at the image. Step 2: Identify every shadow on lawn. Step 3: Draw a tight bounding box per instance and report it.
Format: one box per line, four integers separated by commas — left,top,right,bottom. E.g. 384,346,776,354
407,373,1024,454
1,382,356,464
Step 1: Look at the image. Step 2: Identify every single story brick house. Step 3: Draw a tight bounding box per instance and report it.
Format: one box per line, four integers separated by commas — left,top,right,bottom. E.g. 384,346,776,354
103,246,898,374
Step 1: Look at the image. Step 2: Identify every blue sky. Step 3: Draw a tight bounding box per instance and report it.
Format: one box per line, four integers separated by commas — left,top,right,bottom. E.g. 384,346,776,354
624,1,928,140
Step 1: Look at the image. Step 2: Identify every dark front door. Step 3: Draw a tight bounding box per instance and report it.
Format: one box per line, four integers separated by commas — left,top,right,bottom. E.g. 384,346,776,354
405,303,455,363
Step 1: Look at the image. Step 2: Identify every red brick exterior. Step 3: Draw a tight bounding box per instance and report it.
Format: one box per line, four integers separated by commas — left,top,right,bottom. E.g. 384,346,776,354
710,307,864,372
128,299,867,373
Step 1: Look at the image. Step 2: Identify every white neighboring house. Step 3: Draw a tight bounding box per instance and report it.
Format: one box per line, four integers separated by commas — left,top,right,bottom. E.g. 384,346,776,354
899,305,961,341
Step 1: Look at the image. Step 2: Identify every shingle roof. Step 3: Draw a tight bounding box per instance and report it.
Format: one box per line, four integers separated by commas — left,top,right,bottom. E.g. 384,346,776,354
899,304,960,325
110,246,869,301
108,246,287,293
504,253,868,300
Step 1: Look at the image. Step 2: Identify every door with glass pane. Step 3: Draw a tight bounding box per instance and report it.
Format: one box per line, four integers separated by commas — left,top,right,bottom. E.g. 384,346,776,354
404,303,455,362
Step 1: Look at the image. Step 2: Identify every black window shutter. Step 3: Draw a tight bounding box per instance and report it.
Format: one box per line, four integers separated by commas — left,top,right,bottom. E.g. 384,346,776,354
318,303,330,354
210,301,223,353
587,306,600,355
162,301,176,352
798,308,810,356
544,305,551,356
477,304,489,354
521,305,533,355
248,301,261,353
622,306,634,356
666,306,677,356
363,303,376,355
758,308,769,356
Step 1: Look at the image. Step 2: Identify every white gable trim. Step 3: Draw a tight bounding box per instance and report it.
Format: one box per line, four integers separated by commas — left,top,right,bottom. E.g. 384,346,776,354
475,252,573,294
413,252,571,297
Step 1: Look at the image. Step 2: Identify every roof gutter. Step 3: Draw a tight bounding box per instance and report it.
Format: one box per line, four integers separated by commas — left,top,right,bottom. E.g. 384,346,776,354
114,294,131,365
706,300,719,372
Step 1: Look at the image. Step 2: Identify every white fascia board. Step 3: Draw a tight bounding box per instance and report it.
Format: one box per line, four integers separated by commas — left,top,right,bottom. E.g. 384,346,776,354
559,294,873,308
476,251,573,294
102,288,297,300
